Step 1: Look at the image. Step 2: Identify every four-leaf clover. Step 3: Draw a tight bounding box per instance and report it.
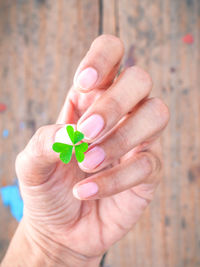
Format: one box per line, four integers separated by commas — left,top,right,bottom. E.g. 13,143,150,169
52,126,88,164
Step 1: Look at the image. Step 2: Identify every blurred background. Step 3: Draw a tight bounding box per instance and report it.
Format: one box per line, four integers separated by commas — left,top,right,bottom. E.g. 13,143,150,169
0,0,199,266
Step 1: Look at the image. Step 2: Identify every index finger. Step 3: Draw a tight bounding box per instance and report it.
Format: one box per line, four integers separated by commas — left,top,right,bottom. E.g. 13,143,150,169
73,34,124,92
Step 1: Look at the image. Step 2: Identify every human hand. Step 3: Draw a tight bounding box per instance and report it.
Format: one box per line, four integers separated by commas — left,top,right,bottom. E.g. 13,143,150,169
13,35,169,266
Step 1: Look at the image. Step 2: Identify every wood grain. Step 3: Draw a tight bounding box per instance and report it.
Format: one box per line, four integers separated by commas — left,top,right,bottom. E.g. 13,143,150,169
0,0,200,266
0,0,99,261
104,0,200,266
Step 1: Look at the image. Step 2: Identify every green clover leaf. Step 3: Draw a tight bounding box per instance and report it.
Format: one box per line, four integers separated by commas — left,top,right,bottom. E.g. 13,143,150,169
52,125,88,164
75,142,88,162
66,125,74,144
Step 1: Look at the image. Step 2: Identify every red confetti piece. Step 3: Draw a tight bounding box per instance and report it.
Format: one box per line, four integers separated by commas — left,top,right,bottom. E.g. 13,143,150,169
0,103,7,112
182,34,194,44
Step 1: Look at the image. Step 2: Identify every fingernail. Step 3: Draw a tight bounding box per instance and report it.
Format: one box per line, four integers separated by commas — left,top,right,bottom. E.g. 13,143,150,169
73,182,99,199
79,146,105,169
75,67,98,90
55,125,75,145
78,114,104,140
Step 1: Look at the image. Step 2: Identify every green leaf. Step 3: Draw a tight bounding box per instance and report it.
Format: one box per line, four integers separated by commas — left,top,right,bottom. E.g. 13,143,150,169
52,127,88,164
66,125,74,144
76,142,88,152
75,142,88,162
59,145,73,164
74,131,84,144
75,146,84,162
52,142,70,153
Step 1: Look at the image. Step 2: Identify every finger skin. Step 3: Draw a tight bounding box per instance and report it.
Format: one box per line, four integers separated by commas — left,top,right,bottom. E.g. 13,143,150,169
132,141,163,201
57,35,124,124
15,124,68,185
73,34,124,92
73,151,161,200
77,66,153,142
56,95,75,124
79,97,170,173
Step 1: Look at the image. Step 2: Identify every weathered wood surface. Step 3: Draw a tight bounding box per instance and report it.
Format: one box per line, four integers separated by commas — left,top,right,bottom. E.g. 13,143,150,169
0,0,199,266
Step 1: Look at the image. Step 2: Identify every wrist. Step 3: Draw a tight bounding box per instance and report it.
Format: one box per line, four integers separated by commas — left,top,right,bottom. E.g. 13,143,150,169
2,219,101,267
25,220,102,267
2,219,50,267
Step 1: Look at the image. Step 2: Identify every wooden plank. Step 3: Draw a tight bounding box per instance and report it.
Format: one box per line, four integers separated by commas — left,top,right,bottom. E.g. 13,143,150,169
102,0,118,36
0,0,99,261
105,0,200,266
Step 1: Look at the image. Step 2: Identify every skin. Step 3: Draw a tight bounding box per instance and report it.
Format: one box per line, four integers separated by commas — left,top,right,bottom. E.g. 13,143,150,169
2,35,170,267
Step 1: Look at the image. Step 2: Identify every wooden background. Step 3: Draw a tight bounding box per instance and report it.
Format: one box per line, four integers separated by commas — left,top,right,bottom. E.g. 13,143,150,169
0,0,199,266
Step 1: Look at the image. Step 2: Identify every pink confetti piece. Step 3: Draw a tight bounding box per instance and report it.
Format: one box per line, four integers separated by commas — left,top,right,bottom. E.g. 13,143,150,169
0,103,7,112
182,34,194,44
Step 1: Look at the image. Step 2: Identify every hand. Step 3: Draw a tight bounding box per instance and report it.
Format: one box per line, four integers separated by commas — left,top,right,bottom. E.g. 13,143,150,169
6,35,169,267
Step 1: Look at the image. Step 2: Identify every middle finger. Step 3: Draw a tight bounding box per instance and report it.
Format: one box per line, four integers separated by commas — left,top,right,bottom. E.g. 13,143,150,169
79,97,169,173
77,66,153,141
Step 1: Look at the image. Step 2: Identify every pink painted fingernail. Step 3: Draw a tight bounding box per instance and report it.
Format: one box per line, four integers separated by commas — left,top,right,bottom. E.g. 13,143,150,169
78,114,104,140
80,146,105,169
75,67,98,90
73,182,99,199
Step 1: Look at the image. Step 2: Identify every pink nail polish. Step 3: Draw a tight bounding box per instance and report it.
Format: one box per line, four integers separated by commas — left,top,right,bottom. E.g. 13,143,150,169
75,67,98,90
80,146,105,169
78,114,104,140
73,182,99,199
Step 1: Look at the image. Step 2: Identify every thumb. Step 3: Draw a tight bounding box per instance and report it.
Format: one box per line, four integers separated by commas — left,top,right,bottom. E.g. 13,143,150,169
16,124,74,186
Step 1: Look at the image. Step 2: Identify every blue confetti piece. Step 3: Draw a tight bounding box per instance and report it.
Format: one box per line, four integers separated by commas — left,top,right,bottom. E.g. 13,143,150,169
0,183,23,222
2,129,9,138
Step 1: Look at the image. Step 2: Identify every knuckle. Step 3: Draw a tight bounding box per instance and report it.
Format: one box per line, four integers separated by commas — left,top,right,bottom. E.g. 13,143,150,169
15,150,30,178
139,155,154,176
142,152,162,177
151,153,162,176
29,126,47,158
132,66,153,85
104,96,122,120
115,127,130,152
130,152,162,202
15,151,24,171
126,66,153,95
151,153,162,175
96,34,124,48
149,97,170,127
92,34,124,58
